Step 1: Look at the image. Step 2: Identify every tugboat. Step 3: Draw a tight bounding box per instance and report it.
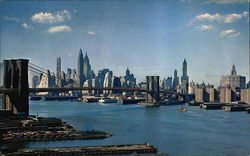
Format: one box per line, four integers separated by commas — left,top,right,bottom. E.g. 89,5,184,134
177,107,187,112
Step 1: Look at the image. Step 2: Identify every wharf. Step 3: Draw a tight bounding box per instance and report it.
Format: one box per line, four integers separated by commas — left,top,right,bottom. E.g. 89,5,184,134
3,143,161,156
223,105,250,112
185,102,203,106
29,95,80,101
83,97,102,103
200,103,227,109
0,115,112,142
117,99,145,104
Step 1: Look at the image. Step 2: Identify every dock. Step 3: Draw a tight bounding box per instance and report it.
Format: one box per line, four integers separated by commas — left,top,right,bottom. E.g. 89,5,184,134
29,95,80,101
223,105,250,112
0,115,112,142
200,103,227,109
117,99,145,104
3,143,163,156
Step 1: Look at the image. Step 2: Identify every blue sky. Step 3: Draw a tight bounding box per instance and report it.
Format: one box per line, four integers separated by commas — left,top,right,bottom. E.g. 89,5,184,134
0,0,249,86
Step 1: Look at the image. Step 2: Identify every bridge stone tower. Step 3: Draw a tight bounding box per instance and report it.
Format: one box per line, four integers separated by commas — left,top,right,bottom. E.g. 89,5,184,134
146,76,160,105
3,59,29,115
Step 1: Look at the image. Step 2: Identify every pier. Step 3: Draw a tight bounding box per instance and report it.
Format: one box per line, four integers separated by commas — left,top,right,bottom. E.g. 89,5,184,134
2,143,163,156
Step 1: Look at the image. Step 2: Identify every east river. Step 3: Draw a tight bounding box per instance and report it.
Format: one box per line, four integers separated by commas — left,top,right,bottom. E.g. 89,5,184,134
1,100,250,156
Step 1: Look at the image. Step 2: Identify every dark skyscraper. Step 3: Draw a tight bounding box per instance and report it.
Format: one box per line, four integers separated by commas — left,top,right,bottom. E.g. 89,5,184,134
173,69,179,91
181,59,189,93
56,57,61,87
83,52,92,79
77,49,85,86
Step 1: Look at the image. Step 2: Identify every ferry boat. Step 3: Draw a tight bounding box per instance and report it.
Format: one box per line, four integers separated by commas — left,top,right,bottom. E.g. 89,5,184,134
98,98,117,103
177,107,187,112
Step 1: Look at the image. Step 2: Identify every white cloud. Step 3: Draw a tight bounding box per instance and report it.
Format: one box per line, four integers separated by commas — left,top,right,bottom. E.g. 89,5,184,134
87,31,96,35
22,23,32,29
47,25,72,33
220,29,240,37
195,13,223,22
4,17,20,22
196,25,215,31
190,11,249,24
31,10,71,24
208,0,249,4
224,13,243,23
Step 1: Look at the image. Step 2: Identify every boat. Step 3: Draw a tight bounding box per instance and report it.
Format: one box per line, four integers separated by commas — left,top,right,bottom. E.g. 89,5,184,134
177,107,187,112
98,98,117,103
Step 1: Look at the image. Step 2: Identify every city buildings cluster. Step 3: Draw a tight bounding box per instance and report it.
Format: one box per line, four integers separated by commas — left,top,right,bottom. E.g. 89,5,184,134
189,65,250,104
32,48,136,96
31,51,250,104
158,59,189,94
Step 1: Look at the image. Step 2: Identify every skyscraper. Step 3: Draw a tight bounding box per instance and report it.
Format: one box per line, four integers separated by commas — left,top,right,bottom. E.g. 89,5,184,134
56,57,61,87
173,69,179,91
103,71,112,94
77,49,85,86
181,59,189,93
220,64,246,89
32,75,39,88
83,52,92,79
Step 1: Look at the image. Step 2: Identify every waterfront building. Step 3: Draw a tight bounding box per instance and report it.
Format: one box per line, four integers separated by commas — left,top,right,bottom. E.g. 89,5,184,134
77,49,85,86
71,69,77,80
111,76,122,94
98,69,112,87
219,88,237,103
32,75,39,88
166,77,172,89
124,67,136,88
160,79,166,89
173,69,179,91
241,88,250,104
66,68,72,81
180,59,189,93
56,57,61,87
188,81,195,94
247,82,250,88
193,82,218,102
103,71,113,94
220,64,246,89
37,70,55,95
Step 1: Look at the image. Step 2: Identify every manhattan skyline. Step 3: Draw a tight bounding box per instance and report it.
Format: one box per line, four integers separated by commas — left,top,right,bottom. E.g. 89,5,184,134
0,0,249,86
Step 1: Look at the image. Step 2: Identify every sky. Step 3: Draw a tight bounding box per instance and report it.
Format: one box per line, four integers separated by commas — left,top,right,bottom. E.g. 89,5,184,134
0,0,249,86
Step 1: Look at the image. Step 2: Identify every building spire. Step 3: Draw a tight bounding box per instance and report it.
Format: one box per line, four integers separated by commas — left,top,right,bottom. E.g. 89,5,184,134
231,64,237,75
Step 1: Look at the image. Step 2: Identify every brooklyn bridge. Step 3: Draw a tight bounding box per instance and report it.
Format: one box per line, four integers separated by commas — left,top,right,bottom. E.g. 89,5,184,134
0,59,191,116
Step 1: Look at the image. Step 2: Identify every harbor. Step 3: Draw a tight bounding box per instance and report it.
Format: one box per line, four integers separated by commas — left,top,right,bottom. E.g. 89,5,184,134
0,113,112,143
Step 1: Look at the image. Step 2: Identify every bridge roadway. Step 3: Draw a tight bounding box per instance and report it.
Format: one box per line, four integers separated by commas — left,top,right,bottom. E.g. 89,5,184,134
0,87,186,96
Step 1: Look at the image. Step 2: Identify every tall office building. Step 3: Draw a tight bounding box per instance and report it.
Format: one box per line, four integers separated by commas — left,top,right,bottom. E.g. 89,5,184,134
220,64,246,89
98,69,112,87
56,57,61,87
32,75,39,88
173,69,179,91
83,52,92,79
66,68,72,81
103,71,112,94
181,59,189,93
77,49,85,86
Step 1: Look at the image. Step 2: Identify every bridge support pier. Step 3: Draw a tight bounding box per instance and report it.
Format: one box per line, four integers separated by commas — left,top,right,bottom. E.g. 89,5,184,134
145,76,160,105
3,59,29,116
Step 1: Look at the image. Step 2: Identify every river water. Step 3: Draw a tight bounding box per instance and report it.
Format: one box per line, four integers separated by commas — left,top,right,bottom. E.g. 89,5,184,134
1,100,250,156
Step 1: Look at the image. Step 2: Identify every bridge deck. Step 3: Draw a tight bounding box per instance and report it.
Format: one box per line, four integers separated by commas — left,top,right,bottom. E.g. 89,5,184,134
0,87,186,96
